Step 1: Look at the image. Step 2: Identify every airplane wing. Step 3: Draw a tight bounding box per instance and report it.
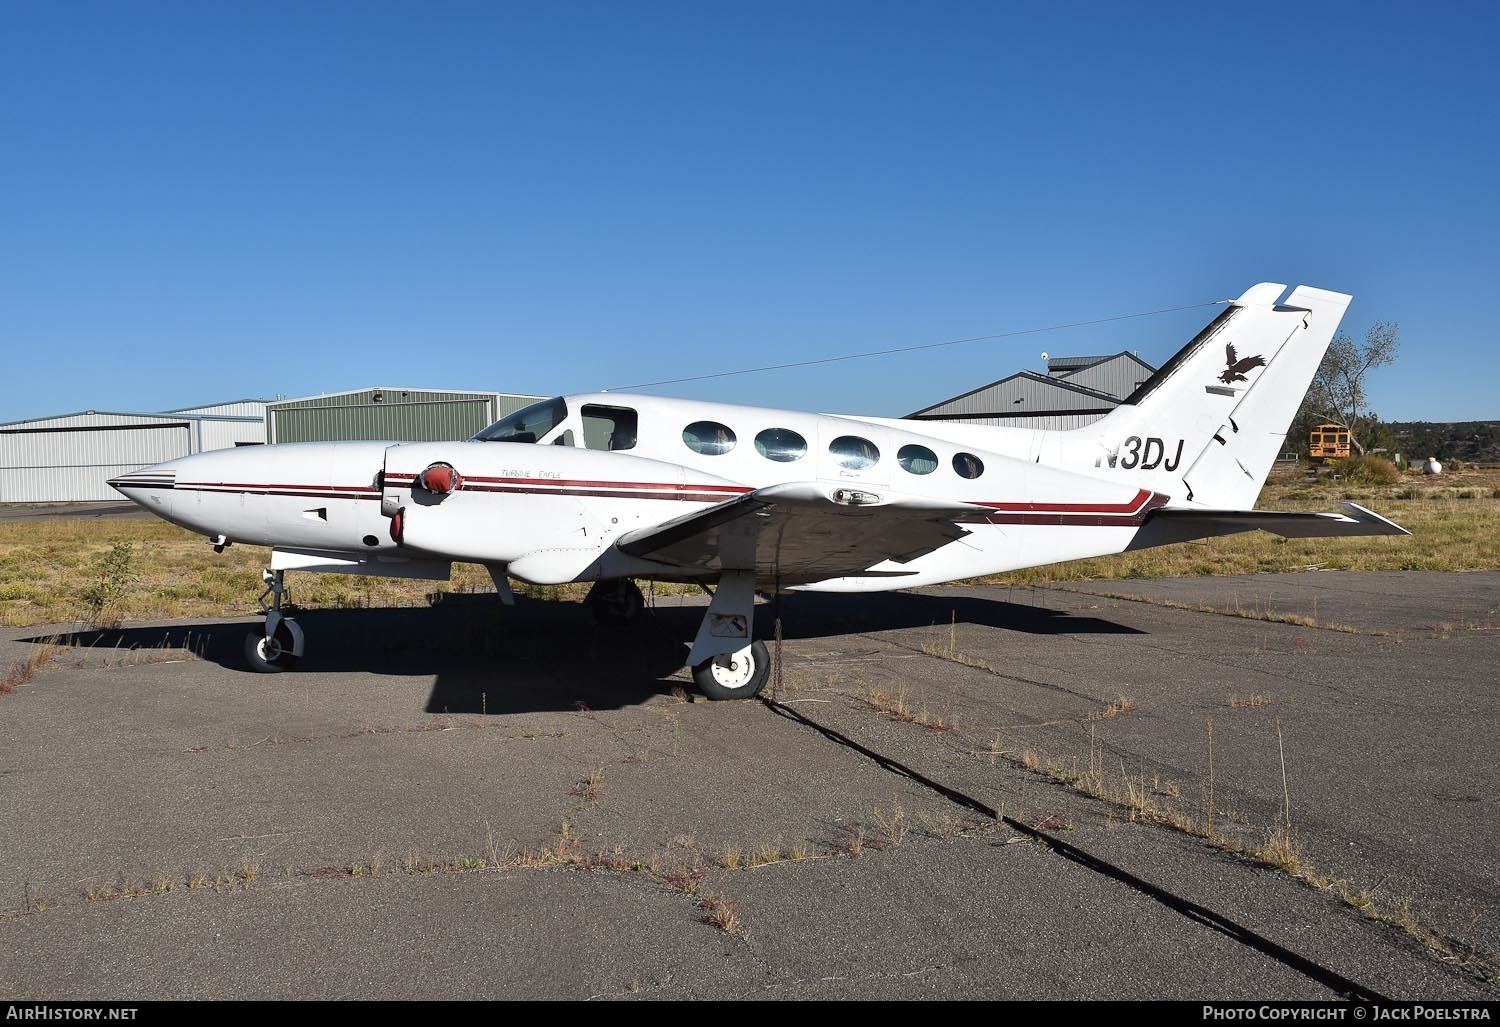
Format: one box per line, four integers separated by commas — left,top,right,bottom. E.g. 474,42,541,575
1131,501,1410,547
615,482,983,584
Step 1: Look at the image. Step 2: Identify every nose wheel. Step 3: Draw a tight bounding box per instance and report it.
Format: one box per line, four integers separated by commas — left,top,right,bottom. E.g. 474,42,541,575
245,568,305,673
244,621,300,672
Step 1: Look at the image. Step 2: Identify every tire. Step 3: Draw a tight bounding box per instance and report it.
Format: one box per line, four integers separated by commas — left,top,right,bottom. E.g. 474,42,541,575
589,580,644,626
243,623,299,673
692,640,770,700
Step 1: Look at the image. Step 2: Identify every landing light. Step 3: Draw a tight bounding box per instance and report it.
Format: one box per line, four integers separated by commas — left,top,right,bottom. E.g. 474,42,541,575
831,489,880,507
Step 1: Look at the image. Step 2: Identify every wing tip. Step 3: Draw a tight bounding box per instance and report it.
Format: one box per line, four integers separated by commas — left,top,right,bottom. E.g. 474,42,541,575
1340,501,1412,536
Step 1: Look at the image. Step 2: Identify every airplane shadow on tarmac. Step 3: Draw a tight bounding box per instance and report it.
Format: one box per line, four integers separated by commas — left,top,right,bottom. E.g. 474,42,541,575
35,591,1141,716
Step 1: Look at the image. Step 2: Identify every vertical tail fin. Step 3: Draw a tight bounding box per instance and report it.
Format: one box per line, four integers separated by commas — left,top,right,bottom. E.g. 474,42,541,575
1084,283,1352,508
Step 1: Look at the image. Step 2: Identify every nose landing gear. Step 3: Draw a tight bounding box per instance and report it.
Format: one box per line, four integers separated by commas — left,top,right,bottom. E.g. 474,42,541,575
244,569,305,673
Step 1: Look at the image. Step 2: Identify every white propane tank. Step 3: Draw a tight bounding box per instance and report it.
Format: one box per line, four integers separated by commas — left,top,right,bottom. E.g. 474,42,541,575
1422,457,1443,475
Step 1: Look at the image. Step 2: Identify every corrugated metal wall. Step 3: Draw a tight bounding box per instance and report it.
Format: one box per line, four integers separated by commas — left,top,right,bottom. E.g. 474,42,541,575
495,394,539,419
268,390,540,443
199,418,269,451
1052,354,1152,400
0,423,192,502
915,373,1119,417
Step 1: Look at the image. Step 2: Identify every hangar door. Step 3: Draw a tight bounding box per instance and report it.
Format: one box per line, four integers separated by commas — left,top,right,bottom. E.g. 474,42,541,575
0,423,193,502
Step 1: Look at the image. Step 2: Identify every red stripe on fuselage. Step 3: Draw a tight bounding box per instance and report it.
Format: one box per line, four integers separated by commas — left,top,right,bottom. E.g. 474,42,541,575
386,471,753,496
960,491,1168,527
459,484,747,502
973,489,1155,514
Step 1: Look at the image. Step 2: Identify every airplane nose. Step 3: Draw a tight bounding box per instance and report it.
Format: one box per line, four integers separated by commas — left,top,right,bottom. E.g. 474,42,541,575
107,460,178,516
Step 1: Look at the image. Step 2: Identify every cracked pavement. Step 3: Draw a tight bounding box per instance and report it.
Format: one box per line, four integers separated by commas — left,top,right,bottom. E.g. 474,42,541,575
2,572,1496,999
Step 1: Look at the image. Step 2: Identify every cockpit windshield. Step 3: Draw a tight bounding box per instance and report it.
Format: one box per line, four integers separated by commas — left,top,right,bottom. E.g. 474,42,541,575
473,397,567,444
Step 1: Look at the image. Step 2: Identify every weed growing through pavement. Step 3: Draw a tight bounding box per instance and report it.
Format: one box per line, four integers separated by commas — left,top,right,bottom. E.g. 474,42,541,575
697,894,744,936
1088,695,1134,720
571,767,605,805
1,635,65,694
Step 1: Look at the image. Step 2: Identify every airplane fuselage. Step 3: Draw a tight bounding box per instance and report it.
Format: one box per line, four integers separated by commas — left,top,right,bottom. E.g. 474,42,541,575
111,393,1160,593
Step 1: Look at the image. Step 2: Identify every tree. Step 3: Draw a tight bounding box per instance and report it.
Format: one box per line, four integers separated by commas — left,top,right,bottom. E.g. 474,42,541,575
1297,321,1400,455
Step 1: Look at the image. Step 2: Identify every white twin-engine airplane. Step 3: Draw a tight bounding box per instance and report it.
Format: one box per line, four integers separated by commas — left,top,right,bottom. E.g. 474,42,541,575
111,283,1407,699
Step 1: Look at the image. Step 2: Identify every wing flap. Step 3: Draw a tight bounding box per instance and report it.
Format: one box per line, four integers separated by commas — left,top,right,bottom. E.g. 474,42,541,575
616,482,982,584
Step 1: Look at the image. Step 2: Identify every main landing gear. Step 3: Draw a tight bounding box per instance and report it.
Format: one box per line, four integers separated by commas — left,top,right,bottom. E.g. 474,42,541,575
243,569,305,673
590,575,773,700
684,572,770,701
691,640,771,701
586,579,645,626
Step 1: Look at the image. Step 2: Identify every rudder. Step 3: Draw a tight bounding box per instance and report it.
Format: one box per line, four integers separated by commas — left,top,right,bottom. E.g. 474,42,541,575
1080,283,1352,508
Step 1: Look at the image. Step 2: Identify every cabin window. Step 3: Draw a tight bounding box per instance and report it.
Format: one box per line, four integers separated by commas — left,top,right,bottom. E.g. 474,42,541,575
953,452,984,479
897,444,938,475
582,405,638,451
830,435,880,470
754,427,807,463
473,397,567,444
682,421,737,456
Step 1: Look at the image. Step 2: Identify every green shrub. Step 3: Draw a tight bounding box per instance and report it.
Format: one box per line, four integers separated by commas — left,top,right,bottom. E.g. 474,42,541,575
1334,454,1400,485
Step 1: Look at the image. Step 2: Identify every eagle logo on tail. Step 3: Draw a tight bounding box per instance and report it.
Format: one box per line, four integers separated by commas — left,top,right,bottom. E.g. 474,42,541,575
1219,343,1266,384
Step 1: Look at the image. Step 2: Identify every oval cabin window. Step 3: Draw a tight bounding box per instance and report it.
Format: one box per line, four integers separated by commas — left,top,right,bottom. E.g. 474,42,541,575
754,427,807,463
830,435,880,470
897,444,938,475
682,421,737,456
953,452,985,479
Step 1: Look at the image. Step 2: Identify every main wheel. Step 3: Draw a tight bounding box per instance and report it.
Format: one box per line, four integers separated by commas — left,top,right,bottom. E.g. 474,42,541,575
243,623,299,673
589,579,644,626
692,640,770,700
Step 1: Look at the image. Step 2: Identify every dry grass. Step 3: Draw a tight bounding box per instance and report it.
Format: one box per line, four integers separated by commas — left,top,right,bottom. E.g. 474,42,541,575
1088,695,1134,720
746,842,784,868
871,806,909,847
864,686,915,723
918,615,991,669
863,687,960,732
1,635,66,693
697,893,745,935
0,519,560,628
571,767,605,805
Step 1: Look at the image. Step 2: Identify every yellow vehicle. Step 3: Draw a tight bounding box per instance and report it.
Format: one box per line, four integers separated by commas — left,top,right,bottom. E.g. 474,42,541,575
1309,423,1351,462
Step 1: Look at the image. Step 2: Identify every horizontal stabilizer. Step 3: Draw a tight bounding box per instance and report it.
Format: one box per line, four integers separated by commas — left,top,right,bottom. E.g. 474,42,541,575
1130,502,1410,548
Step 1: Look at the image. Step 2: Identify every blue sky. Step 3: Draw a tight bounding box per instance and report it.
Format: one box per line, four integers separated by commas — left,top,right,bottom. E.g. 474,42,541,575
3,2,1496,424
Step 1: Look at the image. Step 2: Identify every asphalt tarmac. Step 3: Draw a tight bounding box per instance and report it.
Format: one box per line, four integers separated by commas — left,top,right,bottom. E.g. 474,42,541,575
2,572,1496,999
